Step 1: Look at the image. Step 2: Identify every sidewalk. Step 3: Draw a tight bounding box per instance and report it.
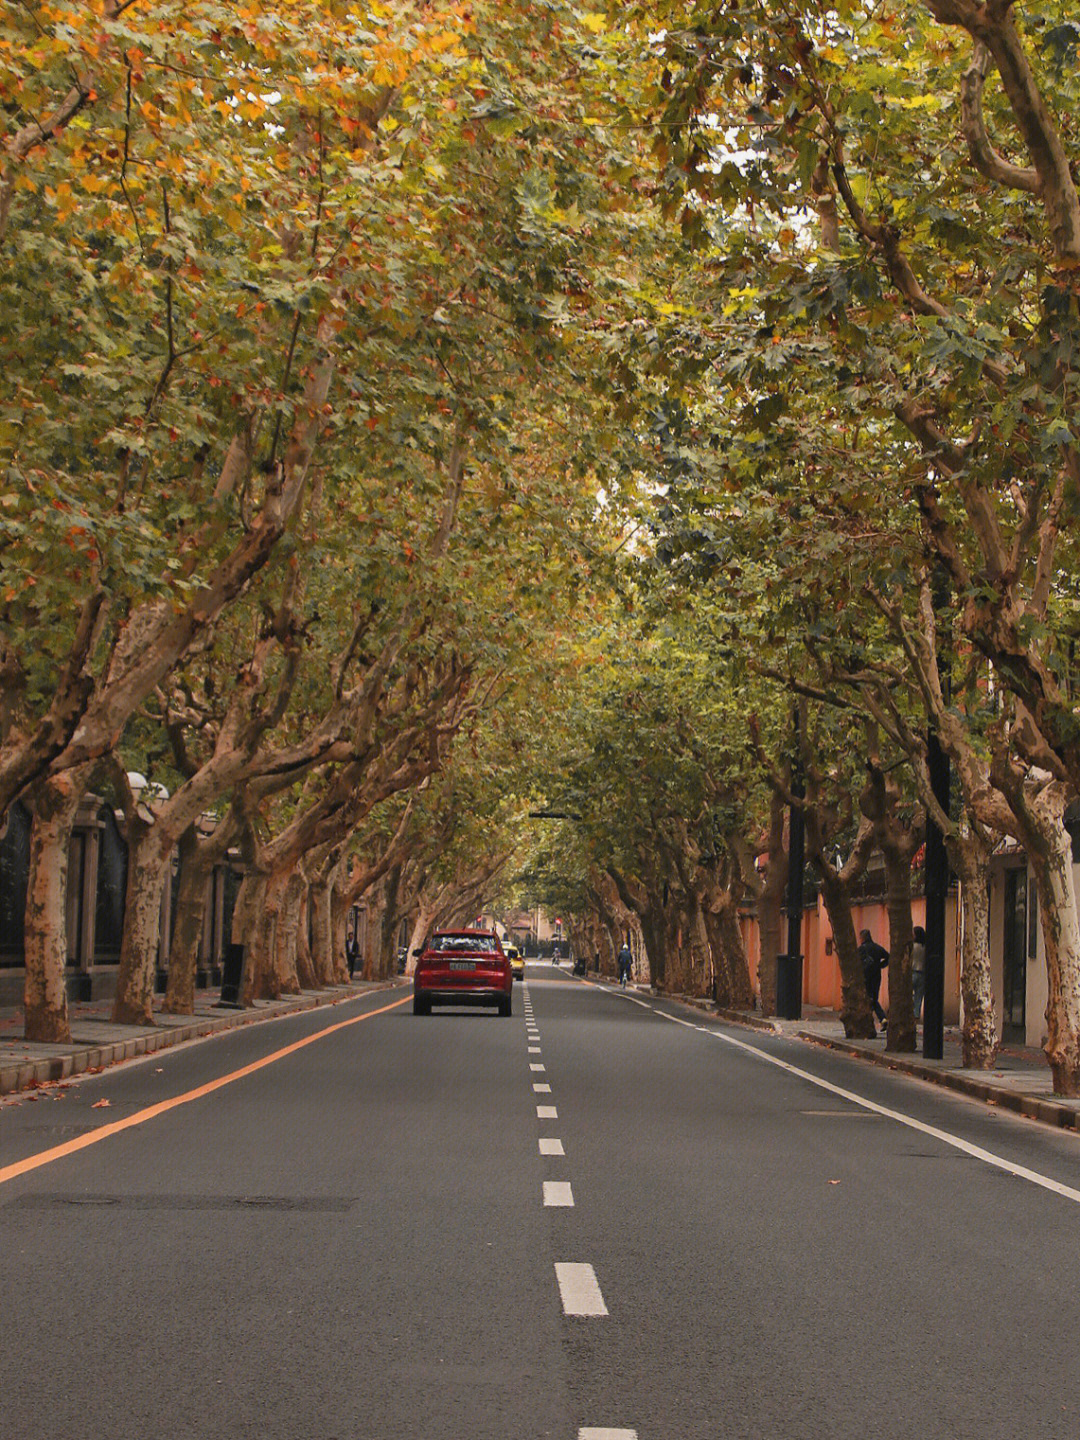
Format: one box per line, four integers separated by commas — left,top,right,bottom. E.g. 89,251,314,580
0,981,400,1097
713,1001,1080,1134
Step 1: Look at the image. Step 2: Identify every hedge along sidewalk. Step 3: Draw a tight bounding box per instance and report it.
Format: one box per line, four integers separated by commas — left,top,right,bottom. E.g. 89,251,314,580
0,981,404,1097
706,1001,1080,1135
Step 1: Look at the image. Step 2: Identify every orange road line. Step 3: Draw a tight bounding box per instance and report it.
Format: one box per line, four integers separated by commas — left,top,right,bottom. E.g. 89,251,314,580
0,994,411,1187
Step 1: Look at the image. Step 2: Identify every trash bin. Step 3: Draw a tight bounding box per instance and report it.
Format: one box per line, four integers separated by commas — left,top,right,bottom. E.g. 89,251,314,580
215,941,245,1008
776,952,803,1020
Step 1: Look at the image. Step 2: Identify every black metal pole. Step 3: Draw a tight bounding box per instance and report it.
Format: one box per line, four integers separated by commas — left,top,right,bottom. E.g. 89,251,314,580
922,730,949,1059
923,571,951,1060
779,731,805,1021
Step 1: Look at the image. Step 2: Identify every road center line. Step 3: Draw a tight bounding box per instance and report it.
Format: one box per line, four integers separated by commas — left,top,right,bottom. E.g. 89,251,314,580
555,1263,607,1316
537,1105,558,1119
539,1138,564,1155
0,994,411,1187
544,1180,574,1207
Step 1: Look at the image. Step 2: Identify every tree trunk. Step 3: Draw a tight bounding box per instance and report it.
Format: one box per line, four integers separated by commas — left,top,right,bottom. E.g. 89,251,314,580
284,873,314,990
817,866,876,1038
362,877,388,980
330,882,352,983
22,768,88,1042
1018,789,1080,1095
163,827,213,1016
406,898,439,975
112,824,169,1025
240,873,274,1002
310,873,337,987
881,843,917,1054
718,896,753,1008
757,797,788,1016
949,830,998,1069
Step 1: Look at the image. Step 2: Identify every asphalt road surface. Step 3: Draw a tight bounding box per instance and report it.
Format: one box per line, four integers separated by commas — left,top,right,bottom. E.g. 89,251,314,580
3,964,1080,1440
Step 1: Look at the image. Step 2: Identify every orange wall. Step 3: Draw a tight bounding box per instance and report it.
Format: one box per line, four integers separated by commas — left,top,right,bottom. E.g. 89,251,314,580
741,893,960,1022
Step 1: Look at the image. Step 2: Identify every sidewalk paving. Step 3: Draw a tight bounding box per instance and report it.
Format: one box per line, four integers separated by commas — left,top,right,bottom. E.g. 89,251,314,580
0,981,400,1097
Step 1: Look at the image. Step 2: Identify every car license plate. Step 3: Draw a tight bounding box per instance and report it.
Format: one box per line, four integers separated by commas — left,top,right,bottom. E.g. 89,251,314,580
449,961,474,970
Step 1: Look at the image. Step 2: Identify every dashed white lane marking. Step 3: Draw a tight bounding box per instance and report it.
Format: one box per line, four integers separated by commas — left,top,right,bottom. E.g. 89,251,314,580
544,1180,574,1207
529,1046,542,1054
555,1263,607,1316
539,1138,565,1155
579,1431,638,1439
619,991,1080,1208
530,1063,546,1072
533,1082,552,1093
537,1105,558,1119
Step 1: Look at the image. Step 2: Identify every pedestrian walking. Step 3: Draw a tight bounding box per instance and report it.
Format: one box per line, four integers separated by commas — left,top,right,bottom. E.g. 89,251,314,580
857,928,889,1034
911,924,927,1022
345,930,359,980
617,941,633,989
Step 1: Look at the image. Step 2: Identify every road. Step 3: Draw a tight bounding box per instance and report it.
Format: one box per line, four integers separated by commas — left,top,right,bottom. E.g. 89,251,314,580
2,963,1079,1440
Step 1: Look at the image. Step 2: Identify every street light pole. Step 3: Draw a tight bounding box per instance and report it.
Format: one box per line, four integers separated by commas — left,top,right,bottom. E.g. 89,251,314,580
923,570,951,1060
778,708,805,1021
922,725,950,1060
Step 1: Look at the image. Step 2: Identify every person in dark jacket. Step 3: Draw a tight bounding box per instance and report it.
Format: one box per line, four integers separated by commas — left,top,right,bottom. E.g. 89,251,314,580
617,941,633,988
345,931,360,980
911,924,927,1022
857,929,889,1034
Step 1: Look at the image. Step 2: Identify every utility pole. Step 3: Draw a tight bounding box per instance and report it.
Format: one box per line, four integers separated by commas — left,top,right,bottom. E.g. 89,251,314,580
778,710,805,1021
923,727,950,1059
923,571,951,1060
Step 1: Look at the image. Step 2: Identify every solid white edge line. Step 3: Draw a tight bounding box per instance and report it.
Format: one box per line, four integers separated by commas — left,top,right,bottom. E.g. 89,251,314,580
710,1028,1080,1206
603,985,1080,1207
555,1262,607,1316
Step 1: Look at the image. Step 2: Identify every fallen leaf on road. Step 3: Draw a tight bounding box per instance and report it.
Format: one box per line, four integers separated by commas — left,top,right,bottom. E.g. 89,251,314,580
827,1179,840,1185
91,1099,111,1109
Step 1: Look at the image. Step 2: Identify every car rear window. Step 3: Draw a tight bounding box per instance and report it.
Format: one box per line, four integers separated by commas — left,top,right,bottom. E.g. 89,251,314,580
428,933,500,955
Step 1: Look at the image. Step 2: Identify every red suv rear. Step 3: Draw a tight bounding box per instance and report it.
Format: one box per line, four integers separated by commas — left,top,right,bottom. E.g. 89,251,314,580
413,930,513,1016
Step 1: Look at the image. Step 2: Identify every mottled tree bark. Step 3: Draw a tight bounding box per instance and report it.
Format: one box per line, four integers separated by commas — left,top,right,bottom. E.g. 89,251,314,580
112,819,168,1026
997,772,1080,1095
163,828,209,1016
949,828,998,1068
22,768,89,1041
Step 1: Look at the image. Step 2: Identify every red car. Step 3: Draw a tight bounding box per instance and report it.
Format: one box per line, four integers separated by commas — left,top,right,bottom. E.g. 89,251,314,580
412,930,513,1016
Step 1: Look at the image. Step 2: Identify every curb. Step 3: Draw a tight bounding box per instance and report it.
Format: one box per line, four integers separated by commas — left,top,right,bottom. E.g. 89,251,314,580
797,1030,1080,1133
0,983,404,1097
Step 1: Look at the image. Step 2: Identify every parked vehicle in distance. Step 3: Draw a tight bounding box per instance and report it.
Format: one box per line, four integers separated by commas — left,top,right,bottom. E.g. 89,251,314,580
504,943,524,980
412,930,513,1016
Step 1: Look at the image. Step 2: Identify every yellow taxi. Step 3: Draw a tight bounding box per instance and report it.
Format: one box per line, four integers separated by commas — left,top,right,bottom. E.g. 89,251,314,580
504,943,525,980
